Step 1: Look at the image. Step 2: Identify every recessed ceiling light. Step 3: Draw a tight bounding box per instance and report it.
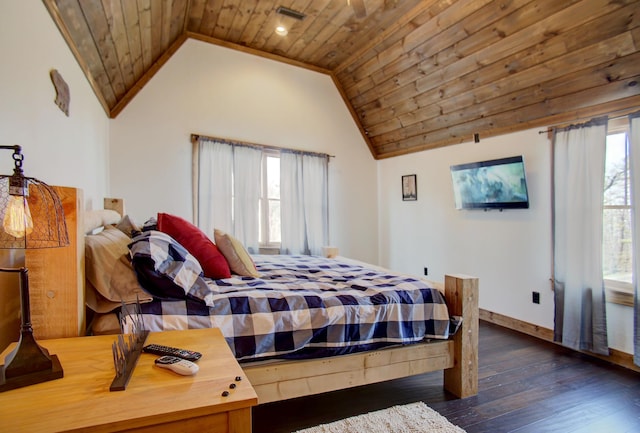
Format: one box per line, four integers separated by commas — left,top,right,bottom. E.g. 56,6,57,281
275,25,288,36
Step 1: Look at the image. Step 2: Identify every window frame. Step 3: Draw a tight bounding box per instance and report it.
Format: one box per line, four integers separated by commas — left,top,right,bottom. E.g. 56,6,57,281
603,117,634,306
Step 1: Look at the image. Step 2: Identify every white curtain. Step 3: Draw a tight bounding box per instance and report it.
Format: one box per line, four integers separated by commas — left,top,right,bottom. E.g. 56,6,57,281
553,118,609,355
232,145,261,253
194,138,233,236
193,138,261,252
302,153,328,254
280,151,328,255
629,112,640,366
280,152,305,254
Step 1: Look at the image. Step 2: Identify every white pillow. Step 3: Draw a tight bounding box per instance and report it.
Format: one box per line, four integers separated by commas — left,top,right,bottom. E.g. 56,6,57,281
84,209,122,234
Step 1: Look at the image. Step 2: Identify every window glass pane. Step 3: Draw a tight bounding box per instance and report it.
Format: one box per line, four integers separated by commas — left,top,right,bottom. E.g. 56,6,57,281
602,207,632,284
602,131,632,285
267,156,280,199
604,133,629,206
269,199,281,243
258,197,263,242
259,153,281,247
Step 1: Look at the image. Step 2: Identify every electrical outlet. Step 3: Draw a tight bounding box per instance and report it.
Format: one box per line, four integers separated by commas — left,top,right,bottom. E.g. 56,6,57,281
532,291,540,304
423,267,428,276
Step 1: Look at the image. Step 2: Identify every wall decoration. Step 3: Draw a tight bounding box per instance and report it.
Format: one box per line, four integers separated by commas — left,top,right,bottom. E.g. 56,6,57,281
402,174,417,201
50,69,69,116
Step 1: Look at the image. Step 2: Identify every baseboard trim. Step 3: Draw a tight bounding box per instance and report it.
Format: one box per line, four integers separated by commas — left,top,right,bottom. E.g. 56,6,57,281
479,309,639,373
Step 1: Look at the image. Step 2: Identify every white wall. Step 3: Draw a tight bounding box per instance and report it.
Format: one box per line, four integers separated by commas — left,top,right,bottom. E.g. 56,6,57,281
377,128,634,354
0,0,109,209
109,39,378,263
0,0,109,348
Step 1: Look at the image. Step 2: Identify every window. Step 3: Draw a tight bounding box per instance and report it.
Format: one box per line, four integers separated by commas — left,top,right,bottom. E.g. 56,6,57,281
194,136,328,255
603,118,633,306
259,150,281,248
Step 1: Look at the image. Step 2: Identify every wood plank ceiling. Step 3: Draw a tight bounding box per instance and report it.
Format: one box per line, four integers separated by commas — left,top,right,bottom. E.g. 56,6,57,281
43,0,640,159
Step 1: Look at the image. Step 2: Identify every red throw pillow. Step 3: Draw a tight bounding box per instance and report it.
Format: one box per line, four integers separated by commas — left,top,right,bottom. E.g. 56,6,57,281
157,213,231,279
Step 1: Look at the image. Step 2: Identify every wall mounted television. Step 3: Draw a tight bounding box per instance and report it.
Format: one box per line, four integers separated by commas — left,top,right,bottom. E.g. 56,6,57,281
450,155,530,210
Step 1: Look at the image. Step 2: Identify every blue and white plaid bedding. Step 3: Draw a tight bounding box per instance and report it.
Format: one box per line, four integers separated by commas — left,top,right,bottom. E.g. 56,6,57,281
131,255,454,361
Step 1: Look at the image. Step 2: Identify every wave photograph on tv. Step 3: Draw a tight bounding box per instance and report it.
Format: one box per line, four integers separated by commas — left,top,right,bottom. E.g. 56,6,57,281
450,156,530,210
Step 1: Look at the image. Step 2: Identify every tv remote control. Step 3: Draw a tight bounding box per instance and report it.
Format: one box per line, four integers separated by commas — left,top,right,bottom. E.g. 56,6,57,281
143,344,202,362
154,356,199,376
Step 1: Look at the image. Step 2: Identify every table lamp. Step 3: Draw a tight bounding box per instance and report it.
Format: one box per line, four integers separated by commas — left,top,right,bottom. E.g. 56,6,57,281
0,145,69,392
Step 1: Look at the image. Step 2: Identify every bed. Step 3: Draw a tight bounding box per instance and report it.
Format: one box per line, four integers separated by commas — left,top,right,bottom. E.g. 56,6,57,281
53,190,478,403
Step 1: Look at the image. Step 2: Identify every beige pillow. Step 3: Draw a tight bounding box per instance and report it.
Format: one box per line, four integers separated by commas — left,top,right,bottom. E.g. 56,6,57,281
214,229,260,277
86,276,132,314
115,214,140,237
85,227,152,313
89,312,122,335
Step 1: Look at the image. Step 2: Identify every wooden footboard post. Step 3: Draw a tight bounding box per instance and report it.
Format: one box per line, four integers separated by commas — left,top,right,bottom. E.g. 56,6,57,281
443,274,478,398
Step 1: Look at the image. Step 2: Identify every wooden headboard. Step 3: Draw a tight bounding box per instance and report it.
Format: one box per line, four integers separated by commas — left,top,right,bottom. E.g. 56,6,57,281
103,197,124,218
0,186,84,351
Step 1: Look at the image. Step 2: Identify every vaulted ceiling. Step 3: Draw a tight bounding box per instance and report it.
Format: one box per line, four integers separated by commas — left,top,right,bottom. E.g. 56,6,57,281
43,0,640,159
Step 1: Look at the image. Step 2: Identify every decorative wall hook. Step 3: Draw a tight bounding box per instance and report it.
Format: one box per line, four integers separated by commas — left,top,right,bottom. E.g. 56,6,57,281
50,69,70,116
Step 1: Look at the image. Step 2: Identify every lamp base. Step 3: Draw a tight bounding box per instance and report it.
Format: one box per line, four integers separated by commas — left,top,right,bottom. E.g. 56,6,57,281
0,325,64,392
0,268,65,392
0,354,63,392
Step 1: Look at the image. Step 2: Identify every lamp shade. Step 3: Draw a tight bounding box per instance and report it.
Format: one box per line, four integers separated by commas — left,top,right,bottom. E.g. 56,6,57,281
0,176,69,249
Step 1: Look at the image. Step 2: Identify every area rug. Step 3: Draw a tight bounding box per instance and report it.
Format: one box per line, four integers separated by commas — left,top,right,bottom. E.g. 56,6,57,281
293,402,466,433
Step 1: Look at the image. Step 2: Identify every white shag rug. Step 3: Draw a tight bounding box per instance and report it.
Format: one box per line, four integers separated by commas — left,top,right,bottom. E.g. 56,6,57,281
293,402,466,433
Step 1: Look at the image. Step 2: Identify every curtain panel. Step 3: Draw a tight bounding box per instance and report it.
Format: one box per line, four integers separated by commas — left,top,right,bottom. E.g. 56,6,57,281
629,112,640,366
280,150,329,256
193,139,233,235
193,137,261,252
552,117,609,356
232,145,261,253
280,151,305,254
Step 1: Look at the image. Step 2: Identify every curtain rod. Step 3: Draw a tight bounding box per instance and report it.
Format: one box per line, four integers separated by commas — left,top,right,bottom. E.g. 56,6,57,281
537,107,640,134
191,133,335,158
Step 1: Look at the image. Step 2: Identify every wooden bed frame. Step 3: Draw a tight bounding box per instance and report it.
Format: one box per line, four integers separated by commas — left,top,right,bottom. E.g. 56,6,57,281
243,274,478,403
4,187,479,403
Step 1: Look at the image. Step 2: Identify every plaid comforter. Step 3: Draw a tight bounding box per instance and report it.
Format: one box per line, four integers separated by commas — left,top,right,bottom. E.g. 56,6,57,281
132,255,454,361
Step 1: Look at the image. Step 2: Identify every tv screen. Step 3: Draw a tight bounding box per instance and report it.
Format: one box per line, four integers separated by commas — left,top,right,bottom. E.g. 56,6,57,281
450,155,530,210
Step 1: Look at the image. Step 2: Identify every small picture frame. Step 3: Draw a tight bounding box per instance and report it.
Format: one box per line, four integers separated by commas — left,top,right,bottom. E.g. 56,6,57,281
402,174,417,201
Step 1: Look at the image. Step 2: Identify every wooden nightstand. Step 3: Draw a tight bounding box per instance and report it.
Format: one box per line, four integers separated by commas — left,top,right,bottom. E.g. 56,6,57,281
0,328,257,432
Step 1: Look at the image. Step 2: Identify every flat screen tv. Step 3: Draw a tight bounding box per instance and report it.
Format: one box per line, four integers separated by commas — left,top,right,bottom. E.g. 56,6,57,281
450,155,530,210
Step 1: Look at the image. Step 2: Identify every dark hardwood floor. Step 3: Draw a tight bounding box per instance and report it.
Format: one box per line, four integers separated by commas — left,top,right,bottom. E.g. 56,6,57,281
252,321,640,433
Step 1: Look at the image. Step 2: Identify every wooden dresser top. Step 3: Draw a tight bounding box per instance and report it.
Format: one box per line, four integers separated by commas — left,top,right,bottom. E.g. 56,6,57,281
0,328,257,432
